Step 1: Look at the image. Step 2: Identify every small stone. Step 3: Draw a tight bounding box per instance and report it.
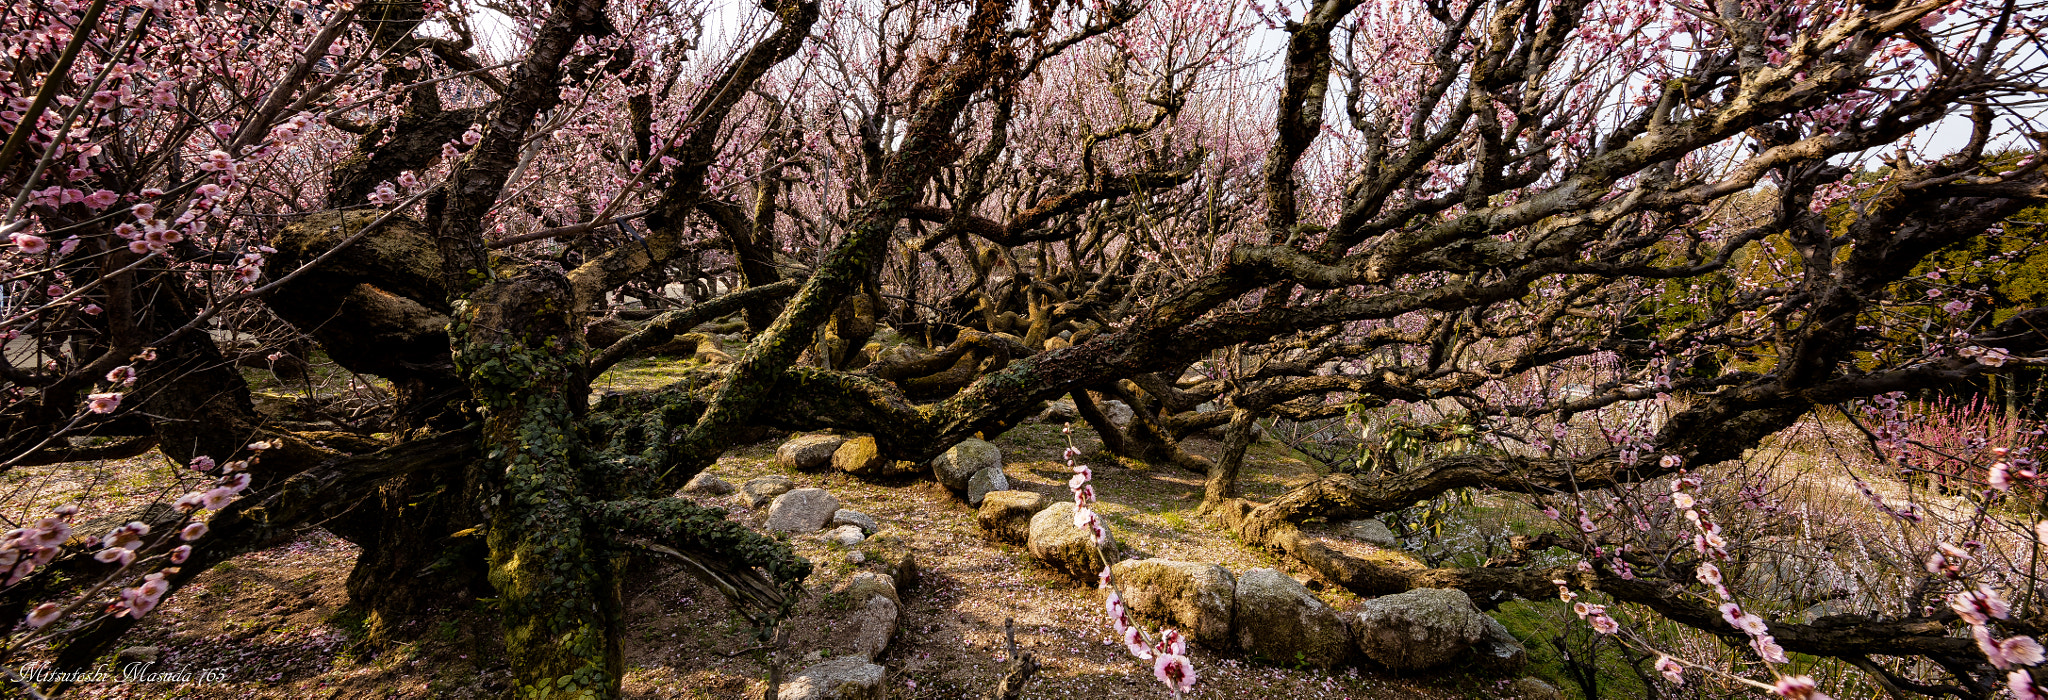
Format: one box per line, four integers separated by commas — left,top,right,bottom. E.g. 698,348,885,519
835,572,901,609
1340,519,1400,548
682,472,734,496
824,524,866,546
932,439,1003,492
741,475,793,507
766,489,840,533
779,657,885,700
977,490,1049,544
778,435,848,471
115,646,159,665
966,466,1009,506
846,550,866,564
831,509,878,534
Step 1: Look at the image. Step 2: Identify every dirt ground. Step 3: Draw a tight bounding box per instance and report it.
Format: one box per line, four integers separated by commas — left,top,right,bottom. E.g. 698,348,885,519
17,422,1553,700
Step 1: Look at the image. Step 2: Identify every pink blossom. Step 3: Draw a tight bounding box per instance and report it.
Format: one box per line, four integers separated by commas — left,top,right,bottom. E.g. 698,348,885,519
1655,656,1683,684
2013,670,2042,700
25,602,60,629
1953,585,2012,625
1153,653,1196,693
1975,627,2044,669
10,233,48,254
106,366,137,385
1772,676,1829,699
180,521,207,541
1121,623,1152,659
86,392,121,414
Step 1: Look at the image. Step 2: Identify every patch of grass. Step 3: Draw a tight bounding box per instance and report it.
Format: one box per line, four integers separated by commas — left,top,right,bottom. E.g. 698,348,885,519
1492,599,1649,700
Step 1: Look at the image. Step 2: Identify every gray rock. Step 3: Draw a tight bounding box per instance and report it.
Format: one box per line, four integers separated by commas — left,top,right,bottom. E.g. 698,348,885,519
831,509,878,534
778,435,848,471
978,490,1050,544
1354,588,1489,671
823,524,866,546
1473,615,1528,674
683,472,734,496
834,572,901,609
1508,677,1563,700
932,439,1003,492
1111,559,1235,647
115,646,159,665
1234,568,1352,668
741,475,793,507
778,657,885,700
846,550,866,564
1341,519,1400,548
966,467,1009,506
1102,399,1134,428
766,489,840,533
1035,398,1079,423
847,594,899,660
1028,502,1118,582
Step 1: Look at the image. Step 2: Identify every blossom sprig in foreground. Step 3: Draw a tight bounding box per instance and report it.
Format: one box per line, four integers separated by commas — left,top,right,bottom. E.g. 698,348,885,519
1063,424,1196,696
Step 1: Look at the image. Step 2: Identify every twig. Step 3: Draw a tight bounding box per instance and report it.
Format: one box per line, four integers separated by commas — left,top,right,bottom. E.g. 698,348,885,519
987,617,1039,700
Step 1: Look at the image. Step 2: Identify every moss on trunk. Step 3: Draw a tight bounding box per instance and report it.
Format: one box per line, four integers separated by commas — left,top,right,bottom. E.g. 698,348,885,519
454,266,622,698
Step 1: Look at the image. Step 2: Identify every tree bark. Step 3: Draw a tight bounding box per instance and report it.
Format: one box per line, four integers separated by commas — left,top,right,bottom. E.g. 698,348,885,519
456,266,623,696
1201,408,1257,512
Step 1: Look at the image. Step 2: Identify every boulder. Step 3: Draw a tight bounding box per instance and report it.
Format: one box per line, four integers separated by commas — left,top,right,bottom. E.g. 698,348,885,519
778,657,885,700
1354,588,1489,671
978,491,1050,544
932,439,1003,491
1340,519,1400,548
823,524,866,546
1028,502,1118,582
1234,568,1352,668
1472,615,1528,674
831,509,878,534
766,489,840,533
966,467,1009,506
741,475,793,508
682,472,734,496
1110,559,1235,647
847,595,899,660
832,437,895,477
778,435,848,471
